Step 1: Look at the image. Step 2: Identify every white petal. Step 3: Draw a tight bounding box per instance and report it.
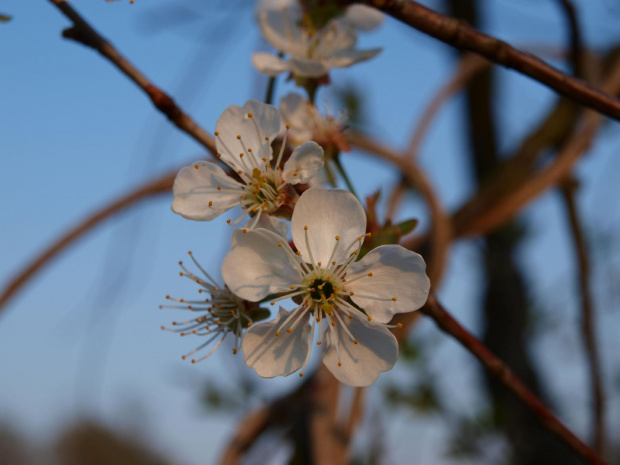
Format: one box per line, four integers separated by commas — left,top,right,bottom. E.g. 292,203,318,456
215,100,280,168
222,228,302,302
322,312,398,387
327,48,382,69
347,245,430,323
288,57,330,78
280,92,315,140
281,141,324,185
257,7,302,55
243,214,289,238
344,5,383,31
252,53,290,78
171,161,244,221
291,187,366,267
242,306,311,378
315,21,356,54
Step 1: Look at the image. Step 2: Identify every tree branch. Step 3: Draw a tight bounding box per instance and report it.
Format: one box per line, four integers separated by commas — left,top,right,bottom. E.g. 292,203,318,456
421,295,609,465
349,0,620,121
0,170,176,313
48,0,216,153
560,178,606,453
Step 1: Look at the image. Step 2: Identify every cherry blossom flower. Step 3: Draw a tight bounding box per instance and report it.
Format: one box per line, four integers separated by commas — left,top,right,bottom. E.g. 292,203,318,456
160,252,267,363
171,100,324,227
222,187,430,386
252,0,381,79
279,92,347,149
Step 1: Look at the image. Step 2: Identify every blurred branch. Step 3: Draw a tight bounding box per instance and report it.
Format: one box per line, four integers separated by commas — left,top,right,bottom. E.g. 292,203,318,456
347,0,620,121
0,169,176,314
406,53,490,160
421,295,609,465
219,406,271,465
48,0,216,153
560,178,606,453
348,132,451,289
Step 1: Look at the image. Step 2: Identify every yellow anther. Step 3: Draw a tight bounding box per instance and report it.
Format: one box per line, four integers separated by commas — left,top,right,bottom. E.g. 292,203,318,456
237,170,243,174
239,153,244,158
227,219,231,224
397,323,403,328
317,341,322,345
243,228,248,234
236,135,241,139
194,164,199,169
270,302,275,306
286,124,291,129
247,322,252,327
293,172,298,177
278,242,283,247
299,373,304,377
297,251,302,255
349,291,354,296
214,131,219,136
217,153,222,158
262,157,267,162
317,262,322,266
368,272,373,277
354,339,359,344
332,261,336,265
264,136,269,141
348,314,354,319
287,328,292,333
304,225,308,230
366,232,372,237
290,285,296,289
335,236,340,240
392,297,398,301
232,348,237,354
275,331,280,336
367,316,372,321
337,362,342,367
247,113,253,118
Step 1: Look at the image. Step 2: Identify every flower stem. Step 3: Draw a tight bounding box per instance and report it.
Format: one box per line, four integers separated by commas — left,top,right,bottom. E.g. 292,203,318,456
333,155,358,199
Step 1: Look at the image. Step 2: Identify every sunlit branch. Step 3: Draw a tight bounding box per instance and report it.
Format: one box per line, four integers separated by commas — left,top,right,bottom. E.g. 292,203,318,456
344,0,620,121
421,295,609,465
48,0,216,154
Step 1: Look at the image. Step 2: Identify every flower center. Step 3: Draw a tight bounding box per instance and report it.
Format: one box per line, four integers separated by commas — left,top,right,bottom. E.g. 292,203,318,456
309,278,334,301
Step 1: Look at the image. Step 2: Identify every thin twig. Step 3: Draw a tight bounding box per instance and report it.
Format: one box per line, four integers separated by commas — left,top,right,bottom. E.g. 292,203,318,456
347,0,620,121
421,295,609,465
560,178,606,453
0,170,176,313
48,0,216,153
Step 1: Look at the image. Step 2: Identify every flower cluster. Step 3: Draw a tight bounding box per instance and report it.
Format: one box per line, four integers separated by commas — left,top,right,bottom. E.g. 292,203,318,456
161,7,431,387
253,0,382,79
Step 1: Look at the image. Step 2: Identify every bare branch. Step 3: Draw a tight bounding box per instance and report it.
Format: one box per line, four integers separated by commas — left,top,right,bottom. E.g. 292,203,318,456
349,0,620,121
48,0,216,153
560,178,606,453
0,170,176,313
421,295,609,465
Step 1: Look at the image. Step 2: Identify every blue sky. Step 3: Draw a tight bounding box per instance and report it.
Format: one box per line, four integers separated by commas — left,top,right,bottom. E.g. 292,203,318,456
1,0,619,463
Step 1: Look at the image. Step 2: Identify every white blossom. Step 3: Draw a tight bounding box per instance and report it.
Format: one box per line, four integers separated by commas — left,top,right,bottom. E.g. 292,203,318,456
160,252,263,362
279,92,346,146
222,187,430,386
171,100,324,227
252,0,381,78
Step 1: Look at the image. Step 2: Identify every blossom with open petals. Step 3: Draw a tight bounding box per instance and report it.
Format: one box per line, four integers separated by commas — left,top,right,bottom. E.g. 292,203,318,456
280,93,347,149
172,100,324,227
160,252,267,362
252,0,381,78
222,187,430,386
